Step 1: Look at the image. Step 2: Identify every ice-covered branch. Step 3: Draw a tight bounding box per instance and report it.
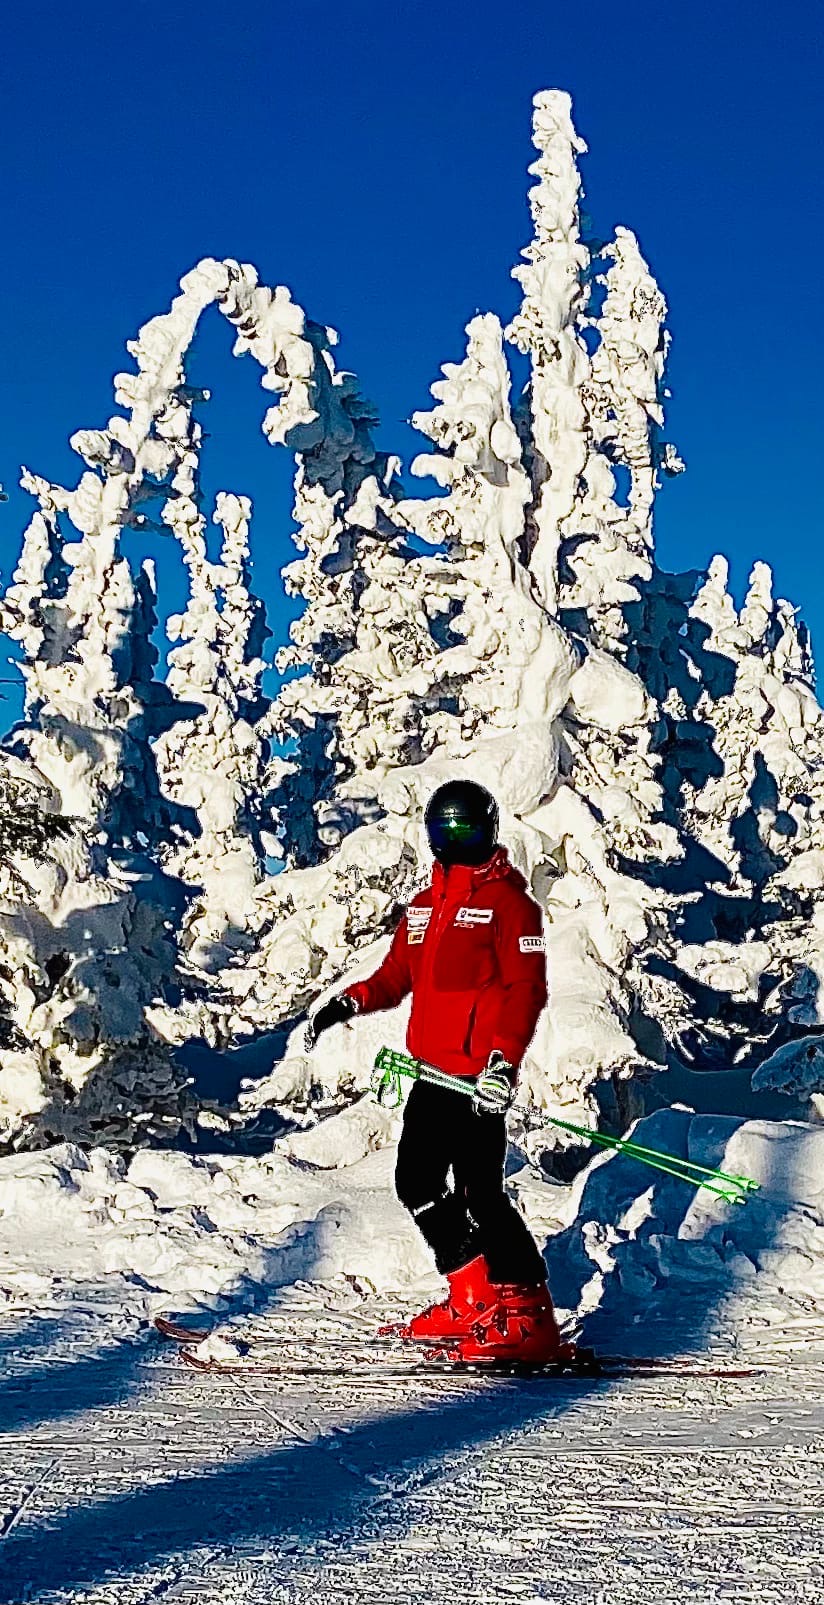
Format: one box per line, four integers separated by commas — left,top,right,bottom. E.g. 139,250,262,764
154,491,271,968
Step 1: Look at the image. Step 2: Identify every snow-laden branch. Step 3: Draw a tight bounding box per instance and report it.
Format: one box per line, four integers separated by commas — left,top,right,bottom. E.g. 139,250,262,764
506,90,591,611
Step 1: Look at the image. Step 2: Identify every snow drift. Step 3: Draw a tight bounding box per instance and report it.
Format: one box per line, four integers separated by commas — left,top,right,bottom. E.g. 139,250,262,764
0,1113,821,1354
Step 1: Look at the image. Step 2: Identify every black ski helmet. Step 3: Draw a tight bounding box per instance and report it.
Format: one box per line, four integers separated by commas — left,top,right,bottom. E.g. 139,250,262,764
424,779,499,867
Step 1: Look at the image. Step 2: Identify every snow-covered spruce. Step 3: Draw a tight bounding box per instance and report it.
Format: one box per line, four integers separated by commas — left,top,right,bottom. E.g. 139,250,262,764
0,89,823,1166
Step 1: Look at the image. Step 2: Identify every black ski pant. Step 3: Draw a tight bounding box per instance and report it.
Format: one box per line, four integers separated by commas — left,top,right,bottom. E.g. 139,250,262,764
395,1077,546,1285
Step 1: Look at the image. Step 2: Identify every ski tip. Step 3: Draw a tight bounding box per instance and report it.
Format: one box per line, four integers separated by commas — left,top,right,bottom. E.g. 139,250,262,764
153,1315,212,1345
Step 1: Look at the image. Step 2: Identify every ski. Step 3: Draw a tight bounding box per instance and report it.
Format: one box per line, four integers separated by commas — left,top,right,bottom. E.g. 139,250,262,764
177,1350,762,1381
153,1317,763,1381
154,1315,213,1345
154,1314,429,1351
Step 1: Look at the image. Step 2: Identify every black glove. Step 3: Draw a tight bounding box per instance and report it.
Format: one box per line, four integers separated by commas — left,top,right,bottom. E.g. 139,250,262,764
304,993,357,1051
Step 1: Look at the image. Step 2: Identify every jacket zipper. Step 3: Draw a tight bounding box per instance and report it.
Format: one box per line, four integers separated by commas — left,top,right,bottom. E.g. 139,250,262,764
414,852,505,1064
463,1001,477,1057
418,883,450,1049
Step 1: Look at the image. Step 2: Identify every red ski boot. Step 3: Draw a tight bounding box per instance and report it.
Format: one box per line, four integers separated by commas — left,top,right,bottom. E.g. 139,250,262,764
434,1281,574,1367
380,1255,498,1342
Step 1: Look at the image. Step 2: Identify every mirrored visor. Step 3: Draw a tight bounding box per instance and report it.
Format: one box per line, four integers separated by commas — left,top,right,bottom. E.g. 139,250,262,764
426,814,488,855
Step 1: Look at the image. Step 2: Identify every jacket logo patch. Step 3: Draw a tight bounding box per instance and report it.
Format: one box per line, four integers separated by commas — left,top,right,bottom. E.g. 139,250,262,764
407,908,430,943
518,935,545,952
455,907,494,925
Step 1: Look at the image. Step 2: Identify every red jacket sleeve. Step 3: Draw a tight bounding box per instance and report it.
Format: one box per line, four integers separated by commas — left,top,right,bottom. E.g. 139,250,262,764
343,915,412,1015
490,889,549,1072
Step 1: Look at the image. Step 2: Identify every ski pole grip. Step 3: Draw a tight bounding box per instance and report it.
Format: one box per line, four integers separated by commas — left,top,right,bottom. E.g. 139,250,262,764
371,1065,401,1107
372,1046,425,1107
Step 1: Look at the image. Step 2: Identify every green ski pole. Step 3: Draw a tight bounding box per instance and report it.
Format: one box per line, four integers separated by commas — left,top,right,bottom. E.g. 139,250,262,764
372,1047,760,1207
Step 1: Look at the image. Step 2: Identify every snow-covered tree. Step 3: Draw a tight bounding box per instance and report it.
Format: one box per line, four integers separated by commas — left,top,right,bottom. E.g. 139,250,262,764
570,225,684,653
153,491,272,970
2,86,823,1166
0,261,236,1145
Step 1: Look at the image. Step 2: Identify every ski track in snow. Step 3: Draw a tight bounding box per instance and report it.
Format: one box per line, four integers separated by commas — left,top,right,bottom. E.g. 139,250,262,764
1,1295,823,1605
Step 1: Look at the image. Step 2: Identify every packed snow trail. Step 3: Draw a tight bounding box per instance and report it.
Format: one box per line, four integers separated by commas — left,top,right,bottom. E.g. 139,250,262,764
1,1299,823,1604
2,1112,824,1599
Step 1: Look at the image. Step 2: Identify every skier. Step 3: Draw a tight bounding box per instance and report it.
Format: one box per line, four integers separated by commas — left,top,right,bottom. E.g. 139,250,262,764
306,779,566,1365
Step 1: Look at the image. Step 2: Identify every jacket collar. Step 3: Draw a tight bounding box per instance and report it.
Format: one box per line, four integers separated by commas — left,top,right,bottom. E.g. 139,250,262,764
430,845,517,898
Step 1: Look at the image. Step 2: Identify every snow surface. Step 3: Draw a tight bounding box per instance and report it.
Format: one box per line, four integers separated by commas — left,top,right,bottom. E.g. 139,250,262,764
1,1112,824,1601
3,1290,823,1605
1,1110,822,1344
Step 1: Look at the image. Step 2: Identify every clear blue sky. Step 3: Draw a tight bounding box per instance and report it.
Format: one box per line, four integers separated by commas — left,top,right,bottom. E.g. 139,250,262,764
1,0,821,728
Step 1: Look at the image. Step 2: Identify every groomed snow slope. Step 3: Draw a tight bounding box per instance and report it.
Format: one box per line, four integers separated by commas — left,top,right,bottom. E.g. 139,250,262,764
1,1113,824,1604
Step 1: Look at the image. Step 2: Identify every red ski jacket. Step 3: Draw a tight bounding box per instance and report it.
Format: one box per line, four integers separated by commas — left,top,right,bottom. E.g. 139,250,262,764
344,846,548,1080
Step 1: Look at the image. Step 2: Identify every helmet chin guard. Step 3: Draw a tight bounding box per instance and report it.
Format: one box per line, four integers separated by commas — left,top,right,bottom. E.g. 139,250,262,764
424,780,499,867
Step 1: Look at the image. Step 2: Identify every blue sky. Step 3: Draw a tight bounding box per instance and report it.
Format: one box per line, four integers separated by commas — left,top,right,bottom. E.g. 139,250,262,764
1,0,821,727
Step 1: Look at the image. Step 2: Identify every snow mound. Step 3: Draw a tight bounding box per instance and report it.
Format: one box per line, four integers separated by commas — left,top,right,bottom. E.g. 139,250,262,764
544,1109,824,1347
0,1115,822,1359
751,1034,824,1098
0,1139,434,1321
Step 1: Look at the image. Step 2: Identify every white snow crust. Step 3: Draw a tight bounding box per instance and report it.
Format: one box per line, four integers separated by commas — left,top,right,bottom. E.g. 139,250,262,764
0,1137,436,1322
